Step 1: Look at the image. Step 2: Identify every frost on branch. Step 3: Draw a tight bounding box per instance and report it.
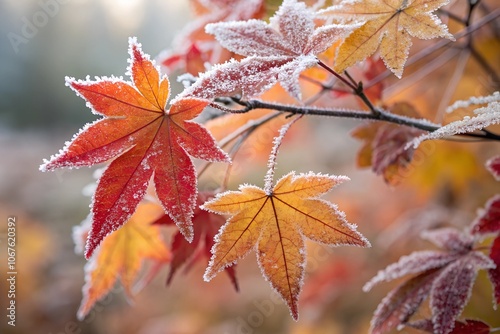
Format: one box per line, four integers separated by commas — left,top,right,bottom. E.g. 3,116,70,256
178,0,357,101
446,91,500,113
365,227,495,334
410,93,500,149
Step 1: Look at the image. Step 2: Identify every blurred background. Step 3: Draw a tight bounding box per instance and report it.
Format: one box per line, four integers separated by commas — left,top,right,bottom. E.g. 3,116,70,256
0,1,499,334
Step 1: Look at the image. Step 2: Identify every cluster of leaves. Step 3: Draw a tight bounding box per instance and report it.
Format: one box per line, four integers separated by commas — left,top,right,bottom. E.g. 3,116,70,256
40,0,500,329
364,157,500,334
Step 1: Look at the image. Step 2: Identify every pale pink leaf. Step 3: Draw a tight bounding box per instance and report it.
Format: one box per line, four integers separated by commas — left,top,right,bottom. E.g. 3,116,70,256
431,252,495,334
185,0,353,101
408,319,491,334
420,228,474,253
179,57,290,100
370,270,438,334
363,251,459,292
270,0,315,54
205,20,293,57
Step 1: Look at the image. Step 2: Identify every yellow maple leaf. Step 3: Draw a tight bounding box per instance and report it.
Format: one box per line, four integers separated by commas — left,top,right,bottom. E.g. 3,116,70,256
319,0,455,78
77,202,171,320
202,172,370,320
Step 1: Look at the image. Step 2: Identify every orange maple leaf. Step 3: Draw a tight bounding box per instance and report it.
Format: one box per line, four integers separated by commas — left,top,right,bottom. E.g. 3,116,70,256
202,172,370,320
319,0,455,78
76,202,171,320
40,38,229,258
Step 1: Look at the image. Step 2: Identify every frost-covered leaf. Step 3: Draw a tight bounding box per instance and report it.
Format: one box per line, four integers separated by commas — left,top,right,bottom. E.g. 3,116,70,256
363,251,459,292
352,102,425,184
487,156,500,181
370,270,439,334
159,0,265,74
180,0,355,100
489,235,500,305
471,195,500,236
40,38,229,258
420,228,474,253
408,319,491,334
202,171,369,320
319,0,455,78
76,202,170,320
430,252,495,334
152,192,238,290
410,99,500,149
366,227,495,334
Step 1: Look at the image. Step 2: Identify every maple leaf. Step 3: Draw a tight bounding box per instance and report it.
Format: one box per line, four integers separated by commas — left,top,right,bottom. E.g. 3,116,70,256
40,38,229,258
410,93,500,149
179,0,356,101
74,202,171,320
408,319,491,334
152,192,238,290
319,0,455,78
471,195,500,236
364,227,495,334
202,171,369,320
352,102,425,184
368,270,440,334
487,155,500,181
159,0,265,75
489,235,500,306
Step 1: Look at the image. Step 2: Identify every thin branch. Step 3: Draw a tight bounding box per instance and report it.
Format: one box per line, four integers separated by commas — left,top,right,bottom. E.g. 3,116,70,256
317,60,357,91
229,98,500,141
318,60,380,115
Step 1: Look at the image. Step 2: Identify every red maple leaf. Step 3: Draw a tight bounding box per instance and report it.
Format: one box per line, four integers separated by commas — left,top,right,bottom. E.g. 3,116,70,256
408,319,491,334
152,192,238,290
364,228,495,334
180,0,356,101
488,235,500,305
40,38,229,258
471,195,500,236
487,155,500,181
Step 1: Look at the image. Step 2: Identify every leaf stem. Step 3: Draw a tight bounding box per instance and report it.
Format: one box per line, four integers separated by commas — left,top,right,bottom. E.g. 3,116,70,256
318,61,380,116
